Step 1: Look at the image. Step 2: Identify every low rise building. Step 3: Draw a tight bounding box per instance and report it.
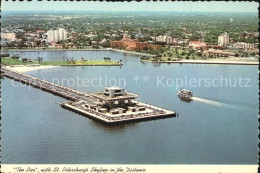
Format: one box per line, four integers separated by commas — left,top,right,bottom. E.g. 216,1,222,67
1,33,16,41
148,44,162,50
174,39,189,45
206,49,235,56
92,86,138,111
26,41,37,47
25,33,37,37
233,42,256,50
36,30,46,38
189,41,207,49
99,38,107,44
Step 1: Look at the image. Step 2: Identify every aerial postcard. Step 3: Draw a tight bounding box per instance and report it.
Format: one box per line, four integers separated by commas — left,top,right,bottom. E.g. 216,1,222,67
1,1,259,173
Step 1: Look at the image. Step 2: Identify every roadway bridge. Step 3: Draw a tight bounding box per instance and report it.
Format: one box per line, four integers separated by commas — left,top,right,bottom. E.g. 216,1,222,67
2,67,98,104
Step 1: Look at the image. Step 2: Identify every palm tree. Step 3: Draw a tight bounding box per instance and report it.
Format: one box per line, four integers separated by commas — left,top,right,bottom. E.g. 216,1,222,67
36,40,41,48
176,52,180,59
42,40,47,49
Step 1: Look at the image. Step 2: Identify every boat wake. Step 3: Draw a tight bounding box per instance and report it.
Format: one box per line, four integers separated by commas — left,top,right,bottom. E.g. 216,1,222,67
191,97,252,111
192,97,222,106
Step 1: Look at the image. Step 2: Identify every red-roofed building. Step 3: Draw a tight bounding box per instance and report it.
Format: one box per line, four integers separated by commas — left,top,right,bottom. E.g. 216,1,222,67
36,30,46,38
189,41,207,49
36,30,46,33
111,33,161,50
111,33,149,50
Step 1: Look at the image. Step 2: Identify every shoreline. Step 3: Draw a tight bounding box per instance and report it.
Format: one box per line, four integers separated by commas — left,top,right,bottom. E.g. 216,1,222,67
140,59,259,65
2,48,155,56
3,63,122,73
3,48,258,65
2,48,109,52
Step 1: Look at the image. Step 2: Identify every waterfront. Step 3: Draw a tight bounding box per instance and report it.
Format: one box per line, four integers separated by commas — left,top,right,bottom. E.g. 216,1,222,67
1,50,258,164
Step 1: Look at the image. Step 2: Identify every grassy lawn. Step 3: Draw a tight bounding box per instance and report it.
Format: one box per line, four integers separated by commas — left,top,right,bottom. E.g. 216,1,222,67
1,58,121,66
162,48,203,60
41,60,121,66
1,58,35,65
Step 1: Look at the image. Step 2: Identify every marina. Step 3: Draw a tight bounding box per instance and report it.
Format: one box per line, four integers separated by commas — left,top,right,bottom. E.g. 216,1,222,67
2,67,176,124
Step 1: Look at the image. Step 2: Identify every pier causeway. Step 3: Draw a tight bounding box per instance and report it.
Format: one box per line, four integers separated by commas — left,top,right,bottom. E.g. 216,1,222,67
2,67,176,124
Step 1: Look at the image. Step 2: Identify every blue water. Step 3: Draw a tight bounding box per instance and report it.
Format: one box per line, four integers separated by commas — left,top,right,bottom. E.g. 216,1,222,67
1,50,258,164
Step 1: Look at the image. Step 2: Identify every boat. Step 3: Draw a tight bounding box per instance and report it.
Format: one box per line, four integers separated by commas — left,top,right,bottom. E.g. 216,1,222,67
178,89,193,102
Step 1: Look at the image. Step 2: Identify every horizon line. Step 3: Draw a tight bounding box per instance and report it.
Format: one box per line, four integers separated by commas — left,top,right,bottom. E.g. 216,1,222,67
2,10,257,13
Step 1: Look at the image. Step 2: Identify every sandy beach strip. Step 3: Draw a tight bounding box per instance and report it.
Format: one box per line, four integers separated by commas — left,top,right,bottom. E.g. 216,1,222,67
5,65,59,72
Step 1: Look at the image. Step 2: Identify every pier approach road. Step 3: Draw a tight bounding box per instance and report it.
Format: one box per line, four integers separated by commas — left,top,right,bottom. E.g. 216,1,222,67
2,67,98,104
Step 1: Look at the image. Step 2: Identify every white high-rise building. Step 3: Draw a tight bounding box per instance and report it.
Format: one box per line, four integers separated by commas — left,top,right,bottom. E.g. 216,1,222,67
218,32,229,47
47,30,58,43
58,28,67,41
155,35,167,42
47,28,67,43
166,36,173,45
162,35,167,42
155,35,163,42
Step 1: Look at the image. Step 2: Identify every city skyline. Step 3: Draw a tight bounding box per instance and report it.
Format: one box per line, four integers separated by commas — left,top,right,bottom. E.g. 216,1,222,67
2,1,258,13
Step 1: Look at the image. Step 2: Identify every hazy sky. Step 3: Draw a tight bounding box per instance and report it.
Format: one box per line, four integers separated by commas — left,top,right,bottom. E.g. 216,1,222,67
2,1,258,13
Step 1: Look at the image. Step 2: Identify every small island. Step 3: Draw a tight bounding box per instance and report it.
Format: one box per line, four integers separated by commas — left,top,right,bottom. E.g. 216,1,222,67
1,56,123,72
1,57,122,66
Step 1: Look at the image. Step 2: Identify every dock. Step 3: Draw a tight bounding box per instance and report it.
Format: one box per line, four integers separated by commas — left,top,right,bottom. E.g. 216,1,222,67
2,67,177,124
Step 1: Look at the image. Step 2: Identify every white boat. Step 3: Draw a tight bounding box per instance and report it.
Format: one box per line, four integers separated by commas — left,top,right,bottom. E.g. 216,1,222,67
178,89,193,102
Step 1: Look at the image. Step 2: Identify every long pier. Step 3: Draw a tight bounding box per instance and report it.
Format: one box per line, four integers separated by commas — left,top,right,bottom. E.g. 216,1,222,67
2,67,176,124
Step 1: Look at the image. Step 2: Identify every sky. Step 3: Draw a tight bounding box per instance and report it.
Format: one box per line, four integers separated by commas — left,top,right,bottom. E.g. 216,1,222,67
1,1,258,13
